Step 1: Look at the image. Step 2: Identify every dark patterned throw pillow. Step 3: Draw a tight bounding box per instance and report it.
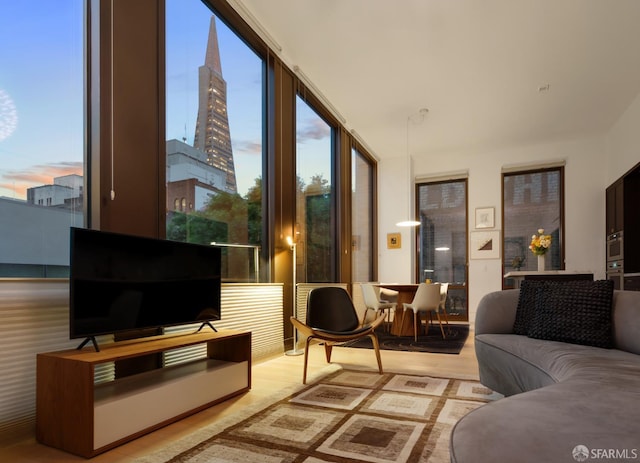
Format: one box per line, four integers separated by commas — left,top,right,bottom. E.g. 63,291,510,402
513,280,549,335
527,280,614,348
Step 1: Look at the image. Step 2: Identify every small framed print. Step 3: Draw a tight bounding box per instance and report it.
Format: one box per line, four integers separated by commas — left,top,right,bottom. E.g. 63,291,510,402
475,207,495,229
352,235,361,251
470,230,501,259
387,233,401,249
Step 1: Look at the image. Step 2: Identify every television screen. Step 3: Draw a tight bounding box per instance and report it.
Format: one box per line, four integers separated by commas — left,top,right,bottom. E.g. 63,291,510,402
70,228,221,340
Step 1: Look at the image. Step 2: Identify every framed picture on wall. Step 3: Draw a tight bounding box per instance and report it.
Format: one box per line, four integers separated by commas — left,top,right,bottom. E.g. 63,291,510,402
470,230,501,259
475,207,495,229
387,233,401,249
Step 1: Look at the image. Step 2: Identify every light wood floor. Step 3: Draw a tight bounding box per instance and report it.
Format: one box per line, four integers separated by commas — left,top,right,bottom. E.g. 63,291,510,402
0,327,479,463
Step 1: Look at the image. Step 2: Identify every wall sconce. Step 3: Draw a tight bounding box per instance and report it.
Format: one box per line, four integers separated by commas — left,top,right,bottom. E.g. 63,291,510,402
285,236,303,356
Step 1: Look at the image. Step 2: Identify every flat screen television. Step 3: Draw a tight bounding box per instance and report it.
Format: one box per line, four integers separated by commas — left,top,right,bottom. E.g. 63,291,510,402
70,228,221,350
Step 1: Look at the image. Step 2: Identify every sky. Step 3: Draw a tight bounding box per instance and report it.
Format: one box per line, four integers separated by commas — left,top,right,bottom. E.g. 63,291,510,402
0,0,331,200
0,1,84,199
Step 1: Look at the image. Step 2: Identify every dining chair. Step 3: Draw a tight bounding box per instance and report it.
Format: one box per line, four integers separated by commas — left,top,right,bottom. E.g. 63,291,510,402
290,286,385,383
438,282,451,327
361,283,396,331
401,283,443,341
426,282,451,336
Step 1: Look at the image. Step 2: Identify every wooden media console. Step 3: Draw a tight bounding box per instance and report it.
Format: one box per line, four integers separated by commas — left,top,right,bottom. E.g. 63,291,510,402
36,330,251,458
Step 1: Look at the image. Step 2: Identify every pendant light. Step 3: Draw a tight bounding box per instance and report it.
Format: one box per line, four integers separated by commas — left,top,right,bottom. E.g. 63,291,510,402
396,108,428,227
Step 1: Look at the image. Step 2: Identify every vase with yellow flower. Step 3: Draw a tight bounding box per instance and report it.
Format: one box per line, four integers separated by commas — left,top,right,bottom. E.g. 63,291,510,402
530,228,552,271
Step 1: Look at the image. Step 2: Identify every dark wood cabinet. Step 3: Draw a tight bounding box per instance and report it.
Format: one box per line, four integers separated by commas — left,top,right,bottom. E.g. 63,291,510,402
606,161,640,279
623,167,640,273
606,179,624,235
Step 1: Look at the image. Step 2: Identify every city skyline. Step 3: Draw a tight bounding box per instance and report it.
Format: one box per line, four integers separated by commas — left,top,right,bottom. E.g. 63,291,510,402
0,0,332,200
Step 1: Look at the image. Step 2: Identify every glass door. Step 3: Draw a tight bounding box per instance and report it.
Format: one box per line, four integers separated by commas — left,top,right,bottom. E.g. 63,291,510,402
416,179,468,321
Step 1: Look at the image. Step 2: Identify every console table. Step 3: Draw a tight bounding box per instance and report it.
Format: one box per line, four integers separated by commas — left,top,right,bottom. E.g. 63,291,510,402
36,330,251,458
504,271,593,289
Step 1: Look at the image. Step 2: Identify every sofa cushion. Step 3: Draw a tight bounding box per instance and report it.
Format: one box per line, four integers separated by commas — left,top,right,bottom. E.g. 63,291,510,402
613,291,640,355
450,379,640,463
527,279,614,348
476,332,640,393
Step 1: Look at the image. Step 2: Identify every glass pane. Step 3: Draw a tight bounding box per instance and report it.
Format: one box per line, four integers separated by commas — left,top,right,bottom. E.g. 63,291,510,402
0,1,84,277
165,1,264,282
417,180,468,320
352,148,373,282
503,169,561,274
296,96,334,283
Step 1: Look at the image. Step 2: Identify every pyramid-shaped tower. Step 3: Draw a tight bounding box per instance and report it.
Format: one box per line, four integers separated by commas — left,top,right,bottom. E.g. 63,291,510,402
193,16,237,193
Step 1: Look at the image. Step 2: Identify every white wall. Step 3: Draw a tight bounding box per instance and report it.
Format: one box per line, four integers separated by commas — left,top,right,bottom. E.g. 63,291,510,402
378,157,416,284
606,92,640,182
378,134,610,323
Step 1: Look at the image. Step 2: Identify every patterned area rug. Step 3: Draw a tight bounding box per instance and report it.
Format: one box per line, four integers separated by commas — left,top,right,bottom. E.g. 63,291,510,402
338,324,469,354
136,369,501,463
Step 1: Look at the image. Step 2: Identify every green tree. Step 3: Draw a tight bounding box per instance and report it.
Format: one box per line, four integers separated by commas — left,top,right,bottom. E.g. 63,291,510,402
166,211,228,245
245,177,262,246
201,191,248,244
300,173,332,282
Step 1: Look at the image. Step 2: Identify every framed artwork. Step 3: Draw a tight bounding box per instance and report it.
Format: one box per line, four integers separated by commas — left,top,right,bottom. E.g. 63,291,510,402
475,207,495,229
470,230,501,259
351,235,361,251
387,233,401,249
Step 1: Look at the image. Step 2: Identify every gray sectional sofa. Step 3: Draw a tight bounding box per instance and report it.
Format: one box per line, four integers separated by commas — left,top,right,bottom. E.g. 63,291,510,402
450,287,640,463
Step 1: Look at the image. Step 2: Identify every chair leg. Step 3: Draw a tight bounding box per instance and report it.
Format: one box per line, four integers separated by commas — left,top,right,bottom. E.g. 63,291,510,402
364,307,374,324
414,311,418,342
435,311,446,339
384,309,390,332
369,334,383,374
441,307,450,336
302,337,312,384
324,342,333,363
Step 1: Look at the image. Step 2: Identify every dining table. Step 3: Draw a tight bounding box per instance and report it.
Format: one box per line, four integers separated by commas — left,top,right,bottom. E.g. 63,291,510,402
376,283,419,336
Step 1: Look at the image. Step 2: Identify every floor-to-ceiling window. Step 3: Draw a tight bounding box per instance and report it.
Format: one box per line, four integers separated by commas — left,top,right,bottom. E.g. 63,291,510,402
165,0,265,282
0,0,376,286
416,179,468,320
351,147,374,282
295,95,335,283
502,166,564,287
0,0,84,277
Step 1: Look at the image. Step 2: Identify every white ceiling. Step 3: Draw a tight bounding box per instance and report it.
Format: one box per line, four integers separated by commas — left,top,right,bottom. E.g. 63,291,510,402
238,0,640,159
